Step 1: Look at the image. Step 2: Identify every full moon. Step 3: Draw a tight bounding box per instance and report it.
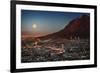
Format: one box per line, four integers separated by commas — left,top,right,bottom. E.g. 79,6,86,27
32,24,37,29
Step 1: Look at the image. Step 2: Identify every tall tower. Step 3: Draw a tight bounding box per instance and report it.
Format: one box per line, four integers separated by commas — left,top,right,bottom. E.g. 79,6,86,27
61,44,64,49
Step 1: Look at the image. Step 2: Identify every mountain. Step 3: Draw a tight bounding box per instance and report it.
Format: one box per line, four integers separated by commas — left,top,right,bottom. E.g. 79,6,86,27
38,15,90,40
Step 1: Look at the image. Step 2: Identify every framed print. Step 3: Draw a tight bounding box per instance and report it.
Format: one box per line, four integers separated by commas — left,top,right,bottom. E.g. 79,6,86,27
10,1,97,72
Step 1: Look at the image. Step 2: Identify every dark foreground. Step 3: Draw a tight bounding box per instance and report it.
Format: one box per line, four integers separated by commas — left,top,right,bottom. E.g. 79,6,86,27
21,39,90,63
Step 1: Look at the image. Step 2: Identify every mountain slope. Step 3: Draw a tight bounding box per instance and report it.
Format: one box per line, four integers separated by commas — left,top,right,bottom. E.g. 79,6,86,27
38,15,90,39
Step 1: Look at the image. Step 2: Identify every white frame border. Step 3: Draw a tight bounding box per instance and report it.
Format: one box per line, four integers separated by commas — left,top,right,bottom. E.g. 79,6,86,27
16,4,95,69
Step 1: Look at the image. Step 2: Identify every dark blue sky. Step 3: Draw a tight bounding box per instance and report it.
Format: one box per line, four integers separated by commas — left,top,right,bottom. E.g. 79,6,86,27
21,10,89,37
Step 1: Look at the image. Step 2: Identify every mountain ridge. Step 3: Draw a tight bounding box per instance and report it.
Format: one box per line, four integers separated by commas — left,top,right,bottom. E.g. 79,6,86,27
37,15,90,40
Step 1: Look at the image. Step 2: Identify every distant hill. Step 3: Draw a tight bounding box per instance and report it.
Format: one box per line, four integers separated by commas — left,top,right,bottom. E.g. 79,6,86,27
38,15,90,40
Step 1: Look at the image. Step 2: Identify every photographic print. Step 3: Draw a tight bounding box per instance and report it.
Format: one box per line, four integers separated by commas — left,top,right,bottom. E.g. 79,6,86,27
11,1,97,72
21,10,90,63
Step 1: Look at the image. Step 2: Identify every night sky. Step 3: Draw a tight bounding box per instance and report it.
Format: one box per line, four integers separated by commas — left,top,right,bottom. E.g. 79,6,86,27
21,10,89,37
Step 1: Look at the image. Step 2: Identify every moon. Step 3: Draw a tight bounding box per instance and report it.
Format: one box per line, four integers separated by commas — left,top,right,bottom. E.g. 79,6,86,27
32,24,37,29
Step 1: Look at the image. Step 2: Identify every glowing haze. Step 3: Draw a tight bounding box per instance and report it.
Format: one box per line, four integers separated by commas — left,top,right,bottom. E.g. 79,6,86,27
21,10,89,37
